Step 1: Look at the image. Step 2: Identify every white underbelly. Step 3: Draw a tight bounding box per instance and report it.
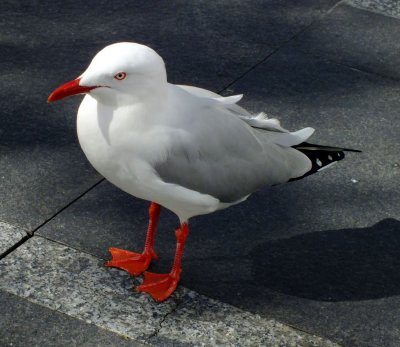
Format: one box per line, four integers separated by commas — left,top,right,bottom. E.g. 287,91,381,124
75,95,225,221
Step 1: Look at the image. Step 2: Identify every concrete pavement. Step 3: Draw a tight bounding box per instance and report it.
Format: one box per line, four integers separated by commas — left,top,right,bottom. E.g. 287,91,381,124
1,0,399,346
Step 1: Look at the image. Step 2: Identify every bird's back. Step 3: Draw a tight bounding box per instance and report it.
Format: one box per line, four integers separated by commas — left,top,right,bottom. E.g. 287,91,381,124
152,85,313,203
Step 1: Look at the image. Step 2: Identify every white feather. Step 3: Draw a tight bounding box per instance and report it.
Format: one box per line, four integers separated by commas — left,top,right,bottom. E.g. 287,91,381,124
75,43,315,221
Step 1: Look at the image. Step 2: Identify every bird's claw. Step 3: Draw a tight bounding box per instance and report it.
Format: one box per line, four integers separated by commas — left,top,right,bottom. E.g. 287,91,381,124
104,247,158,276
135,271,180,302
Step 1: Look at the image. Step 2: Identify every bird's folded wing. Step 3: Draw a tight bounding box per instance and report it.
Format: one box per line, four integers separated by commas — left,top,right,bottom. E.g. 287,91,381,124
153,92,312,203
177,84,302,134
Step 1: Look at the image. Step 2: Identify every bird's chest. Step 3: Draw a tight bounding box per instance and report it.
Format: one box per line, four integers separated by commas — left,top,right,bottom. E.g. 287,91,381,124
76,96,161,197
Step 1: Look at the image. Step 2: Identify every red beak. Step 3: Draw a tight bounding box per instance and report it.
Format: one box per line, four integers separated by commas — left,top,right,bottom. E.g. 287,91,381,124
47,78,97,103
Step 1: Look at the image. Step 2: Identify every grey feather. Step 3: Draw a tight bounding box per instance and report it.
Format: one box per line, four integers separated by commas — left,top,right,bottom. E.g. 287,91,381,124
153,86,312,203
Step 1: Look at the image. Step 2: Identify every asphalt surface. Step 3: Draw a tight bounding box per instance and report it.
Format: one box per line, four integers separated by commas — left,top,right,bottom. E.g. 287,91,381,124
0,1,399,346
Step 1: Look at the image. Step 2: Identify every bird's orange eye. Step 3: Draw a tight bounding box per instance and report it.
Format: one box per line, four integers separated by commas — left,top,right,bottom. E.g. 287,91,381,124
114,72,127,80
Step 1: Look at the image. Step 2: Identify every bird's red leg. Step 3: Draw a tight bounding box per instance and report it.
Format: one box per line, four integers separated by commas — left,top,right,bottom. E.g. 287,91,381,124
104,202,161,276
136,222,189,302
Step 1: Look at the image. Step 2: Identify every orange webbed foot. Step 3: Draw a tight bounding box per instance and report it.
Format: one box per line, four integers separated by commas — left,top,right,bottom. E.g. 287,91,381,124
135,270,180,302
104,247,158,276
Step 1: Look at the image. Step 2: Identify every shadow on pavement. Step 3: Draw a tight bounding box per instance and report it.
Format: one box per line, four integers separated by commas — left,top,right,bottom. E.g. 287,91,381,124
249,218,400,302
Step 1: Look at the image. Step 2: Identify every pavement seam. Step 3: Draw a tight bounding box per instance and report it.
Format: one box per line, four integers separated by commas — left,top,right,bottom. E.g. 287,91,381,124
345,0,400,21
296,48,400,83
35,233,108,260
285,1,400,83
282,322,346,347
0,233,31,260
16,233,345,346
0,288,145,345
146,295,186,342
218,0,345,95
0,226,342,346
28,178,105,236
0,178,105,260
0,0,349,262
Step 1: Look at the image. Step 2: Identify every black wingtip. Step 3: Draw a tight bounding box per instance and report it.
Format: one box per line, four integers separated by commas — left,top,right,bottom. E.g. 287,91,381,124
289,142,361,182
293,142,362,153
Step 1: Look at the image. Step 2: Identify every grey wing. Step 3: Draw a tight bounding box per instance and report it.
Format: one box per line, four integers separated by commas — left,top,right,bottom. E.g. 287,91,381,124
154,102,310,203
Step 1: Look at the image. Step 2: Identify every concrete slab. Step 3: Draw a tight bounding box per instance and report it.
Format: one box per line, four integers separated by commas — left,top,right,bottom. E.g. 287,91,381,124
0,289,143,347
0,0,339,232
0,0,339,90
1,1,399,346
347,0,400,19
38,47,400,347
0,236,176,343
219,46,400,347
38,181,179,268
0,58,102,231
0,221,27,255
289,4,400,80
152,290,339,347
0,236,338,347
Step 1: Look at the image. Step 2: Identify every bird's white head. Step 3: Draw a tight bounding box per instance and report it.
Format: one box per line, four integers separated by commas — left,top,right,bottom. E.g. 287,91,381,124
48,42,167,105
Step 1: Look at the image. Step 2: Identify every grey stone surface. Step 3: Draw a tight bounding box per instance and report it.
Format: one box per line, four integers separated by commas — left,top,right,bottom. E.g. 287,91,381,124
0,41,102,231
0,0,339,90
0,289,143,347
153,290,339,347
0,236,177,343
0,0,339,231
289,4,400,80
0,221,27,255
0,236,338,347
347,0,400,19
219,46,400,347
39,181,179,268
2,1,399,346
38,47,400,347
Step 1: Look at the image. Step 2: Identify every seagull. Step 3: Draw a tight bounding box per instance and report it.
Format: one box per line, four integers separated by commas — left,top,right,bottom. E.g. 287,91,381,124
48,42,360,302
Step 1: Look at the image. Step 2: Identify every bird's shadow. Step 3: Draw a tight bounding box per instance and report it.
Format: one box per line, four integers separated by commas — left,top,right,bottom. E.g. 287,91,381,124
182,218,400,302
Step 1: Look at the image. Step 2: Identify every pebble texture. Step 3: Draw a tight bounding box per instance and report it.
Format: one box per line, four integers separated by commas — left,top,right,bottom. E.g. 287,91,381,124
347,0,400,19
0,221,27,255
0,236,338,347
0,236,177,343
153,291,340,347
0,290,143,347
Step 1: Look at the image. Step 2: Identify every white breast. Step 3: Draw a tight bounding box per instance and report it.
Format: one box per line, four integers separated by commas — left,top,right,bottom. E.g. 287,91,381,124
76,94,221,222
77,95,154,199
